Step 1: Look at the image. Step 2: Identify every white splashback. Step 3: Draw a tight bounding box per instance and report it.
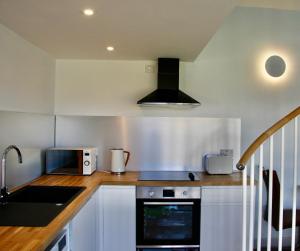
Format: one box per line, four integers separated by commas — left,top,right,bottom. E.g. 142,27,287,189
56,116,241,172
0,111,55,189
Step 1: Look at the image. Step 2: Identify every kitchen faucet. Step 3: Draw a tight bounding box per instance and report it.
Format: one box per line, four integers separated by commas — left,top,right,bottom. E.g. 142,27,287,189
1,145,22,201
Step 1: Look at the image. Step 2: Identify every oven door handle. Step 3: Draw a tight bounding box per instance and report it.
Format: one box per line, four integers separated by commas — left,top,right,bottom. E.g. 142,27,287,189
143,202,194,205
136,245,200,249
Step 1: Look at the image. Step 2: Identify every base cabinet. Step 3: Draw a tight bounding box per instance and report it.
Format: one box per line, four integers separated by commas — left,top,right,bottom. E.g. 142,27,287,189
99,185,136,251
200,186,246,251
67,184,247,251
69,189,99,251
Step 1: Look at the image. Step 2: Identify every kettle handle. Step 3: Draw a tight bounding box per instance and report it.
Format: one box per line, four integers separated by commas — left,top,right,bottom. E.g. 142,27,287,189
124,151,130,166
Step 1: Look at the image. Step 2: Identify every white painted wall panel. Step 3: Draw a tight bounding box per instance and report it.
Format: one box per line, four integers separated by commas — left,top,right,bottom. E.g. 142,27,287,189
0,23,55,114
0,111,54,189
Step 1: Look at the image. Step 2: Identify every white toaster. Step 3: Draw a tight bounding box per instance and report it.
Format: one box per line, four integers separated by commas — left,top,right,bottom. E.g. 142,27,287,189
204,154,233,175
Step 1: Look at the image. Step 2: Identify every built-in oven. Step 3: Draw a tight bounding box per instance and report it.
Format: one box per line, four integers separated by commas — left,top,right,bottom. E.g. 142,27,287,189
136,187,201,251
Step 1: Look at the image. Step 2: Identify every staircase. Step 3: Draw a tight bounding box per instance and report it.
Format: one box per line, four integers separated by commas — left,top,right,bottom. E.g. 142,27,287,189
237,106,300,251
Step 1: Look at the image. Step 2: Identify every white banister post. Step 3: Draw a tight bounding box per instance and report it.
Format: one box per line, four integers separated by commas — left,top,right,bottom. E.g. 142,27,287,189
291,117,298,251
267,136,274,251
242,165,248,251
257,145,264,251
278,127,285,251
249,155,255,251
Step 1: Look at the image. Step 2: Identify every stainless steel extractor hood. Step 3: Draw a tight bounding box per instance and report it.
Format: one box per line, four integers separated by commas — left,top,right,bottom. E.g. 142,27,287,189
137,58,200,107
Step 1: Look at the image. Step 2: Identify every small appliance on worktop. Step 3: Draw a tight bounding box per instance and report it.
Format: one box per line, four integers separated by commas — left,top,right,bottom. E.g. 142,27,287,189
46,147,97,175
110,148,130,174
203,149,234,175
138,171,200,181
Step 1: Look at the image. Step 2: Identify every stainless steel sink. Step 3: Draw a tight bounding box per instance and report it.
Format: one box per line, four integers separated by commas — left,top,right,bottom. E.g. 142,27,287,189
0,185,85,226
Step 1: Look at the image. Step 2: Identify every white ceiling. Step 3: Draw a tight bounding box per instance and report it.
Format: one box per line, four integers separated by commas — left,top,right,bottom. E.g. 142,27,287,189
0,0,237,61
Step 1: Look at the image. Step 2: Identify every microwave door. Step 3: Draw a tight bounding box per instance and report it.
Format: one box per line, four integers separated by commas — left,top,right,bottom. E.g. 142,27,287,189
46,150,83,174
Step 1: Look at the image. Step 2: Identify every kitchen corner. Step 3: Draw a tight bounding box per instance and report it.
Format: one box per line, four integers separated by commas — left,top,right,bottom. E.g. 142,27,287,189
0,111,244,251
0,171,245,251
2,0,297,249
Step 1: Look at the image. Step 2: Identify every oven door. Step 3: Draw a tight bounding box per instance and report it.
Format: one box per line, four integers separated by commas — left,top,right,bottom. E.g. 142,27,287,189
136,199,200,249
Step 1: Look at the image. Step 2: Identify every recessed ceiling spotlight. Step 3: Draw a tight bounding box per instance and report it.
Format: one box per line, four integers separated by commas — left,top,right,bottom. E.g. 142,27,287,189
82,8,94,16
106,46,114,52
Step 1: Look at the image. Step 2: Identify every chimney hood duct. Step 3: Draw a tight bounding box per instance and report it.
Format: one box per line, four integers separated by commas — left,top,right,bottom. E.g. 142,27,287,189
137,58,201,107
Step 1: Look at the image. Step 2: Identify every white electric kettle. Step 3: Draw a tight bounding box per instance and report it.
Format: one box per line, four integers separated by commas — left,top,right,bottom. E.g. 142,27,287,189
110,148,130,174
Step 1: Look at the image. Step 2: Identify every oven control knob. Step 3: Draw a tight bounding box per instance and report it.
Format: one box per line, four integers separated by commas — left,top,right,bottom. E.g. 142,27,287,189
84,160,90,166
182,191,188,196
149,191,155,197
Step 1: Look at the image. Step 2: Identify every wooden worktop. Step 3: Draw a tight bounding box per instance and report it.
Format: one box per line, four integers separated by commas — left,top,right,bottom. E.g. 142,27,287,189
0,171,243,251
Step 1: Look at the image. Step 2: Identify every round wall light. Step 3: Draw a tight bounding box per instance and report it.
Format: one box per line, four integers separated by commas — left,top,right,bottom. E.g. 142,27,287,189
265,55,286,77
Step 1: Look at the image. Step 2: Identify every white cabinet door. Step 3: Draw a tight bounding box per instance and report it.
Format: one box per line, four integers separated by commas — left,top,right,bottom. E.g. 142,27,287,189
200,186,246,251
99,185,136,251
70,189,99,251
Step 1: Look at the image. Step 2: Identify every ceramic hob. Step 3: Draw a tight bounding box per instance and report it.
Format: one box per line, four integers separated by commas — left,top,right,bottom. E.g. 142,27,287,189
138,171,200,181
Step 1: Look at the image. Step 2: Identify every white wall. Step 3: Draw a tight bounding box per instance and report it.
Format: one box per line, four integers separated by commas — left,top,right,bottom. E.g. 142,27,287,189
0,23,55,188
55,7,300,150
185,7,300,151
55,60,157,116
0,23,55,114
55,59,208,117
55,7,300,244
0,111,54,189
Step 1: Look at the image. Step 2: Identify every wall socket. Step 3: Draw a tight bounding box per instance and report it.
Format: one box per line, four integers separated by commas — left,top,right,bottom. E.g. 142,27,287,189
145,64,155,73
220,149,233,156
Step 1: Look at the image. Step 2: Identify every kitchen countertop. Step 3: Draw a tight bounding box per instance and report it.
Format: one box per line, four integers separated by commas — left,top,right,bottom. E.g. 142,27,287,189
0,171,244,251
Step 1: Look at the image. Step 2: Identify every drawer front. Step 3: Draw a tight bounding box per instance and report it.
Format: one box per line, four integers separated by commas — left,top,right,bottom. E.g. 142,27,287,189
201,186,251,204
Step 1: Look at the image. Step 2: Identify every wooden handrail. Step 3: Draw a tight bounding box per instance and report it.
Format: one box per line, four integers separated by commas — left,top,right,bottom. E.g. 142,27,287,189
236,106,300,170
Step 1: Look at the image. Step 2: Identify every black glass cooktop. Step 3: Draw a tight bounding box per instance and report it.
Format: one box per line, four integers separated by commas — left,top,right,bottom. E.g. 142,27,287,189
138,171,200,181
